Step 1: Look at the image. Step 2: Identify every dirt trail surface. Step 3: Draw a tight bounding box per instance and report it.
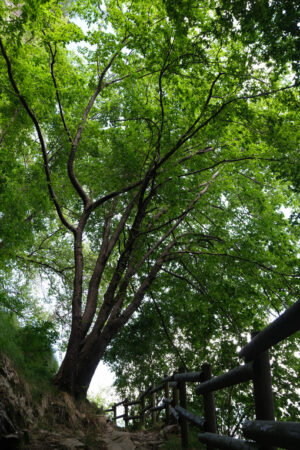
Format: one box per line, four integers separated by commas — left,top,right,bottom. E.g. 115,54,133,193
25,421,178,449
98,421,179,449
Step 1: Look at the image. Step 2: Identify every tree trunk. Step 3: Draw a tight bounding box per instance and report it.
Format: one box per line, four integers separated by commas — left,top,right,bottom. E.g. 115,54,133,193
75,338,110,397
53,326,113,398
53,320,82,394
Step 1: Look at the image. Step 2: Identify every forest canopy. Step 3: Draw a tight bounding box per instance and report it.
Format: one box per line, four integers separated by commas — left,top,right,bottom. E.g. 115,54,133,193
0,0,299,400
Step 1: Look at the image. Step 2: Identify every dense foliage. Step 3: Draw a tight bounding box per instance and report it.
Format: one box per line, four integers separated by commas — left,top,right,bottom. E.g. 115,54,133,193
0,0,299,406
0,307,58,387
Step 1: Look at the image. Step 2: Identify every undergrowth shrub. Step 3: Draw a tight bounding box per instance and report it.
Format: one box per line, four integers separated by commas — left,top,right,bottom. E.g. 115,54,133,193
0,308,58,389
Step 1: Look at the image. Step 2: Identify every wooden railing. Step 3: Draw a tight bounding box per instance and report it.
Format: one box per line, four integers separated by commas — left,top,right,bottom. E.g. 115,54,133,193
104,299,300,449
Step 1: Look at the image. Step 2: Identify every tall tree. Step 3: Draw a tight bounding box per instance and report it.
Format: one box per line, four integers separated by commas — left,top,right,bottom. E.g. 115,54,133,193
0,0,299,397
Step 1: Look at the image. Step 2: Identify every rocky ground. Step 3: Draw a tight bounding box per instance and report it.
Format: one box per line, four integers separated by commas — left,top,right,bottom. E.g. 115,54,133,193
98,422,179,450
22,418,179,449
0,353,180,449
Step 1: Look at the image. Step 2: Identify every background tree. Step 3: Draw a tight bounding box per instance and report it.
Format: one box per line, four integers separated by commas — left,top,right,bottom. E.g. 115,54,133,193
0,0,299,397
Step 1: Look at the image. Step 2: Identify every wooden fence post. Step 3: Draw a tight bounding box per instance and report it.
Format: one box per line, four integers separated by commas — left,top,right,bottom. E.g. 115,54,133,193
172,374,179,425
251,332,277,450
140,394,146,429
113,403,116,422
178,367,189,449
202,363,217,450
152,384,157,426
124,398,129,428
164,374,170,425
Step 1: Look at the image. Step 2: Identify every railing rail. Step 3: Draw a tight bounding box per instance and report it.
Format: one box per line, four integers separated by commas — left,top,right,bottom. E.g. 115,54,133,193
195,362,253,394
103,299,300,449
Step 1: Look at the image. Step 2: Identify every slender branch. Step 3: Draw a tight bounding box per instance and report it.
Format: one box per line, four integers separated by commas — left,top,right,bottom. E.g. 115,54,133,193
27,228,63,257
87,178,142,214
155,40,174,156
173,250,299,278
177,156,257,179
103,65,160,87
72,37,128,149
235,83,299,101
203,72,225,110
150,291,188,371
230,406,254,437
161,267,199,291
136,171,220,268
47,42,72,142
179,259,243,335
16,255,74,276
234,169,264,187
177,146,214,165
155,80,298,175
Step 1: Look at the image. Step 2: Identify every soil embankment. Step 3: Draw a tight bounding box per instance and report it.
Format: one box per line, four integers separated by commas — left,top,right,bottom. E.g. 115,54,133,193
0,354,178,449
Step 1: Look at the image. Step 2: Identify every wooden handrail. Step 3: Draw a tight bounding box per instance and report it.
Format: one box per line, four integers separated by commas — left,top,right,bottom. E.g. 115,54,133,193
242,420,300,448
195,363,253,394
104,299,300,449
197,432,259,450
175,406,205,429
174,371,203,383
239,299,300,361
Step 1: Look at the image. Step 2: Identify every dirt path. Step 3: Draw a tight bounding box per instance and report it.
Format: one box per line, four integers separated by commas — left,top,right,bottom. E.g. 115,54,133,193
98,421,179,450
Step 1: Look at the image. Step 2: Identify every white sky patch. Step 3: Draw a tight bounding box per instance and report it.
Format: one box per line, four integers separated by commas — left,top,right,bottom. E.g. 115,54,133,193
88,361,119,406
67,15,114,54
280,205,291,219
67,17,97,53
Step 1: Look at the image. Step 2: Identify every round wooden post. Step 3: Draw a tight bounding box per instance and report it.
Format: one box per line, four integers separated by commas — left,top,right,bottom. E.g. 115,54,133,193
113,403,117,422
164,374,170,425
152,384,157,426
178,367,189,449
140,395,146,429
172,373,179,424
124,398,129,428
202,363,217,450
250,332,277,450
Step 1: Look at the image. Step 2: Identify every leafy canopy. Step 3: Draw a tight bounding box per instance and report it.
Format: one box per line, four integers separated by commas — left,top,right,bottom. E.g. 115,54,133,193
0,0,299,400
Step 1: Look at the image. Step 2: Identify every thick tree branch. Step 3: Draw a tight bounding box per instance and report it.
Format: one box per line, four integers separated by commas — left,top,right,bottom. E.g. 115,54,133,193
0,38,75,233
83,180,153,340
104,242,175,334
100,171,220,326
81,196,138,336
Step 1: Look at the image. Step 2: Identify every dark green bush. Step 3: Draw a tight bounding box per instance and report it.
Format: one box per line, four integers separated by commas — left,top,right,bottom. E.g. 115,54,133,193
0,308,58,386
